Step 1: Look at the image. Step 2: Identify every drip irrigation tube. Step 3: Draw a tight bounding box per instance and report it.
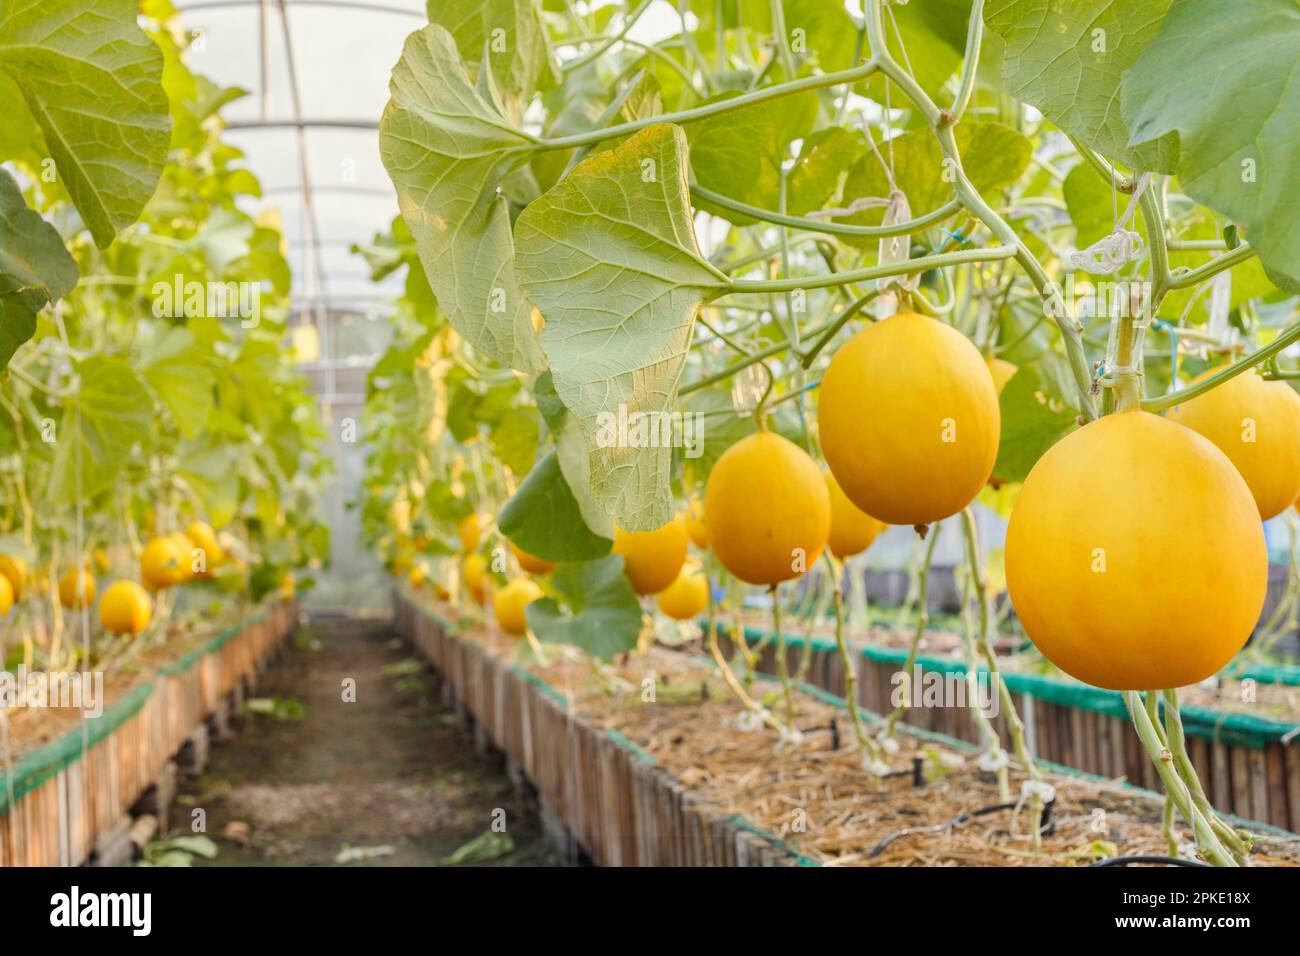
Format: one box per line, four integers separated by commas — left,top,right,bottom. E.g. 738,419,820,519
867,798,1056,860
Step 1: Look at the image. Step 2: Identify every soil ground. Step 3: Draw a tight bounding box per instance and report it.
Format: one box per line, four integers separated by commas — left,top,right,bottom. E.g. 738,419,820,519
174,616,563,867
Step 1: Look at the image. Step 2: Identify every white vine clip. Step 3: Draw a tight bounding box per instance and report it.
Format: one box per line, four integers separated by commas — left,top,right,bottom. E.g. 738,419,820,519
777,724,805,749
977,747,1010,773
1068,172,1154,274
736,708,770,733
863,754,892,776
1021,779,1056,804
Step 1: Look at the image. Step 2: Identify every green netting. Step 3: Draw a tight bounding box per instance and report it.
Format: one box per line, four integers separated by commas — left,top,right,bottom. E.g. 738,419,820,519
0,680,154,815
716,622,1300,751
1225,661,1300,687
1,605,277,817
156,609,268,676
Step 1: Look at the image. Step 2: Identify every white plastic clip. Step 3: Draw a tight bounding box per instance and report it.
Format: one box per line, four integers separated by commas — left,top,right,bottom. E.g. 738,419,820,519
864,755,892,776
1021,779,1056,804
978,748,1010,773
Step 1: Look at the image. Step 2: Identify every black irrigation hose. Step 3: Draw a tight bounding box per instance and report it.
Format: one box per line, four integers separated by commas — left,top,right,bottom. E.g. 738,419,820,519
1091,855,1211,868
868,798,1057,860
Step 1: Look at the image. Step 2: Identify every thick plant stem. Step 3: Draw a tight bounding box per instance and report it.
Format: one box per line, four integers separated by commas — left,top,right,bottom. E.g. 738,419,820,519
732,603,766,687
1162,795,1178,857
1142,317,1300,413
795,568,832,684
1125,691,1236,867
823,554,884,765
544,59,881,151
771,585,796,727
961,508,1044,848
726,244,1016,295
953,530,1010,801
883,521,941,739
706,591,784,732
693,184,962,240
1161,689,1251,865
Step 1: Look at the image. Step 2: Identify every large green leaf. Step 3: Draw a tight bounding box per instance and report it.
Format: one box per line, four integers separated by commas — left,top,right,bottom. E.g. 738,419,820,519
526,555,643,660
0,168,77,301
1062,162,1115,249
0,293,42,370
983,0,1173,171
47,356,152,502
0,168,77,368
177,437,243,530
691,88,811,218
498,448,613,562
787,127,865,215
0,0,171,247
424,0,556,101
515,124,728,531
489,408,541,476
781,0,861,73
687,90,817,219
139,325,216,441
993,354,1080,483
533,370,614,538
379,24,544,372
863,0,972,104
1122,0,1300,291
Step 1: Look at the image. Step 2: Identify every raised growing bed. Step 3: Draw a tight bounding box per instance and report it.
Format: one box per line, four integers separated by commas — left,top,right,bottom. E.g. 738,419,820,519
712,620,1300,834
0,600,298,867
396,590,1300,866
396,593,808,865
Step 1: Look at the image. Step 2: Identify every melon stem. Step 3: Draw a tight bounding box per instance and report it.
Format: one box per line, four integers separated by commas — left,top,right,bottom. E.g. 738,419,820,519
883,521,940,739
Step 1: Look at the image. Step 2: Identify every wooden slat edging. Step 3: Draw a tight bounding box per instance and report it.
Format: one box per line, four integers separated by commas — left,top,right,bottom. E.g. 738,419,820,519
396,594,809,867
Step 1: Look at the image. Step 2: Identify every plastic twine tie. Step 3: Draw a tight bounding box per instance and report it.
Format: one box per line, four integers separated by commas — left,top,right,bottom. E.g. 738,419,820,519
1068,172,1153,274
977,747,1009,773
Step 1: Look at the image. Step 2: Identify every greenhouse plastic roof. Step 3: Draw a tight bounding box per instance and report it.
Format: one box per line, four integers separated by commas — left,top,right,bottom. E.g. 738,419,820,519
173,0,428,315
173,0,704,327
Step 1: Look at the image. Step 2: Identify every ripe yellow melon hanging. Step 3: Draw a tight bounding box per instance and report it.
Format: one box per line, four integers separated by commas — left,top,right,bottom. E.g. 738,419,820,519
825,471,885,559
1006,411,1266,691
1168,368,1300,520
99,580,153,636
705,432,829,585
141,535,188,590
186,520,224,571
685,499,709,549
463,552,488,604
986,356,1018,395
0,573,12,616
457,513,480,552
657,558,709,620
510,541,555,575
494,577,543,635
0,554,28,602
611,515,689,595
58,566,96,609
819,311,1000,525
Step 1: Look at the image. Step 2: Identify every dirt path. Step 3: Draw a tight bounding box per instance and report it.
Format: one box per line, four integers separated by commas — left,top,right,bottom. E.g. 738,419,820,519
176,616,562,867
